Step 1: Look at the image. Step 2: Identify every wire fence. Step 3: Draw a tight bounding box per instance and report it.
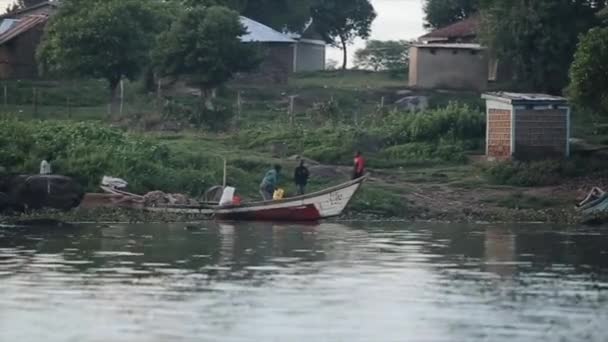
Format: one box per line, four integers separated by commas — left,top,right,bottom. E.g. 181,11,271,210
0,78,397,131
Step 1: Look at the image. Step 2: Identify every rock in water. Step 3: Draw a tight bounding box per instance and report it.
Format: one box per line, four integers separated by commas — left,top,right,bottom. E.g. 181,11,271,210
0,175,84,212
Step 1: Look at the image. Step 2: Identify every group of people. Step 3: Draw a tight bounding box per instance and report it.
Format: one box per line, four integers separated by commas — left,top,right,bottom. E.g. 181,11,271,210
259,151,366,201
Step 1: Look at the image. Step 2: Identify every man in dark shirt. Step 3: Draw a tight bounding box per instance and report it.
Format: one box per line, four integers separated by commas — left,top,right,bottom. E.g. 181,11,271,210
294,160,310,195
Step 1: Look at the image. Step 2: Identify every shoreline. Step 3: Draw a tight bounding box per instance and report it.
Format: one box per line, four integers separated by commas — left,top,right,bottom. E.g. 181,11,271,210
0,205,589,226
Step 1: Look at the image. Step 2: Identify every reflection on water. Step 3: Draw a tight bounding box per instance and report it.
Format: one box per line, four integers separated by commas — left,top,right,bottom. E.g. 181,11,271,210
0,222,607,341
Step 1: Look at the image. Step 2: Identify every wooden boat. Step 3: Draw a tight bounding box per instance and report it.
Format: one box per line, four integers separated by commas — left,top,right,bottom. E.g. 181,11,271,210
102,175,368,222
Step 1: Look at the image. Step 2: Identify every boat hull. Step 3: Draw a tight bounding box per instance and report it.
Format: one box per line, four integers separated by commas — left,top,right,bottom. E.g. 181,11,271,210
144,176,367,222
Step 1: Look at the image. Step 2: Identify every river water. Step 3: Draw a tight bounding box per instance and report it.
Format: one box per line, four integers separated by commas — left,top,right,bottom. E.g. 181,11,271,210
0,221,606,342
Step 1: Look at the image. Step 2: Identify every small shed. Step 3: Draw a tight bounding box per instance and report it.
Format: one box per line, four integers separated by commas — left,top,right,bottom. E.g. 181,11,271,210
482,92,570,161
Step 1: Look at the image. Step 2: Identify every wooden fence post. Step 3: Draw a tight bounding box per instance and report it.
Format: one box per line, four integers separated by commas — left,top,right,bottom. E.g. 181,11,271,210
288,95,297,128
67,94,71,119
32,87,38,117
119,79,124,116
236,91,242,128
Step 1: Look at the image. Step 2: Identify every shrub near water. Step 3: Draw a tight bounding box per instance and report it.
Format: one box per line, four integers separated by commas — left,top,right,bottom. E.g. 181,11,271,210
0,119,220,195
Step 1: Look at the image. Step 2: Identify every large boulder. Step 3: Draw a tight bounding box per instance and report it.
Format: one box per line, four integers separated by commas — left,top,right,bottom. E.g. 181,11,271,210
0,175,84,212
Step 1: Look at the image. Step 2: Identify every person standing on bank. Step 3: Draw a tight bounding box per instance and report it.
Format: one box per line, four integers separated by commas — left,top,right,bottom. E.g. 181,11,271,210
294,160,310,195
353,151,365,180
260,164,281,201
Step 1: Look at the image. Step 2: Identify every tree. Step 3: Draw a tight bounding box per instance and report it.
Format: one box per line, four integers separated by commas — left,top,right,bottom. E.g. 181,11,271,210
37,0,167,113
311,0,377,70
423,0,479,29
570,27,608,116
153,5,260,104
354,40,410,72
479,0,602,94
176,0,314,33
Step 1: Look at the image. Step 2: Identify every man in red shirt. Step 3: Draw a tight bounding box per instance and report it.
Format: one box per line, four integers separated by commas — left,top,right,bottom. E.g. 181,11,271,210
353,151,365,179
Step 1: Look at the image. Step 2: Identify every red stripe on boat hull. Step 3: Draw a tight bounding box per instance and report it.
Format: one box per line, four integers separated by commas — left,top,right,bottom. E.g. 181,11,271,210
215,204,321,222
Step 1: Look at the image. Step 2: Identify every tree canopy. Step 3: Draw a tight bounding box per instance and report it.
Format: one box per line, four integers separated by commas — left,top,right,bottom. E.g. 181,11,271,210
311,0,377,70
176,0,313,33
354,40,410,73
153,5,260,97
37,0,168,109
479,0,603,94
570,27,608,116
423,0,479,29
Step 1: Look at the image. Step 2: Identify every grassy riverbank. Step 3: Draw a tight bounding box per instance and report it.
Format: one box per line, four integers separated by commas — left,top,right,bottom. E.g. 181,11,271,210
1,71,607,223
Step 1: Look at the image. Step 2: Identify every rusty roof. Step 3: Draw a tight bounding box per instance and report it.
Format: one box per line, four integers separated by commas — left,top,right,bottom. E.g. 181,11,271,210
0,15,48,46
419,16,479,42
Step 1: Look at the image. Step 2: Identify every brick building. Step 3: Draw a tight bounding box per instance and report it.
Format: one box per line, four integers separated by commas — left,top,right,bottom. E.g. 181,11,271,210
483,92,570,161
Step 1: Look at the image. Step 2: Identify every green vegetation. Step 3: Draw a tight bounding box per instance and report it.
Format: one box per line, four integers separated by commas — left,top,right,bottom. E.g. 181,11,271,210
482,158,608,187
311,0,377,69
38,0,168,111
483,192,567,210
237,102,485,166
480,0,603,94
154,6,260,103
570,27,608,117
348,187,404,217
354,40,410,75
423,0,478,29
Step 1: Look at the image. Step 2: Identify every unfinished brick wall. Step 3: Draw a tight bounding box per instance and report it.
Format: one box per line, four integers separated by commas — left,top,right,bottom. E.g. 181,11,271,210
514,109,568,159
487,108,512,159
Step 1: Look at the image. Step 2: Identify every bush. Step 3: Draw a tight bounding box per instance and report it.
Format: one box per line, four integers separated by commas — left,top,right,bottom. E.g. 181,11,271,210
570,27,608,116
482,157,608,187
163,96,235,131
483,160,563,186
0,119,226,194
380,102,486,145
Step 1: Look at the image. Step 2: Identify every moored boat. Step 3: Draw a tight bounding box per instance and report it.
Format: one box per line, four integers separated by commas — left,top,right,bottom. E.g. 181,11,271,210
577,187,608,216
145,175,368,221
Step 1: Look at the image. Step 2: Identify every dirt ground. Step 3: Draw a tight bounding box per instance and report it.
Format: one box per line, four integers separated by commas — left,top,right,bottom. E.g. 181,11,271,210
364,165,606,224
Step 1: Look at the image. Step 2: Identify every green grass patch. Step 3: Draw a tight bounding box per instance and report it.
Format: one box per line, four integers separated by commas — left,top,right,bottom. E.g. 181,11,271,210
483,192,567,210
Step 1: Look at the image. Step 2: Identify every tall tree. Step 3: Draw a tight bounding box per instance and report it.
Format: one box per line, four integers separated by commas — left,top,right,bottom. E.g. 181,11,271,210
176,0,313,33
312,0,376,70
354,40,410,73
37,0,168,113
570,27,608,116
480,0,602,94
153,5,260,103
423,0,479,29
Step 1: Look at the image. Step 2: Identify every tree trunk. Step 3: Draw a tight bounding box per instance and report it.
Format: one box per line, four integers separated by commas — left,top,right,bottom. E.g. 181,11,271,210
340,35,348,70
108,78,120,115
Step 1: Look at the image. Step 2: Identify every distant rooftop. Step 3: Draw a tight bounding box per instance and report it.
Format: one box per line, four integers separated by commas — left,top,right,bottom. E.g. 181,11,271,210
239,16,295,43
0,15,48,46
483,92,568,105
412,43,484,50
419,16,479,42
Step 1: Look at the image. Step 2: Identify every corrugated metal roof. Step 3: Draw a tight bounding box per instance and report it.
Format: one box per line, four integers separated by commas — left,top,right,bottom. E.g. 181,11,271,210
419,16,479,42
413,43,484,50
0,19,19,35
239,16,295,43
0,15,48,46
483,92,568,105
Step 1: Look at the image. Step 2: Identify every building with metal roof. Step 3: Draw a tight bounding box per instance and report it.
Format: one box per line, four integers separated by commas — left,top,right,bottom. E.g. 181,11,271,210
0,14,49,79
